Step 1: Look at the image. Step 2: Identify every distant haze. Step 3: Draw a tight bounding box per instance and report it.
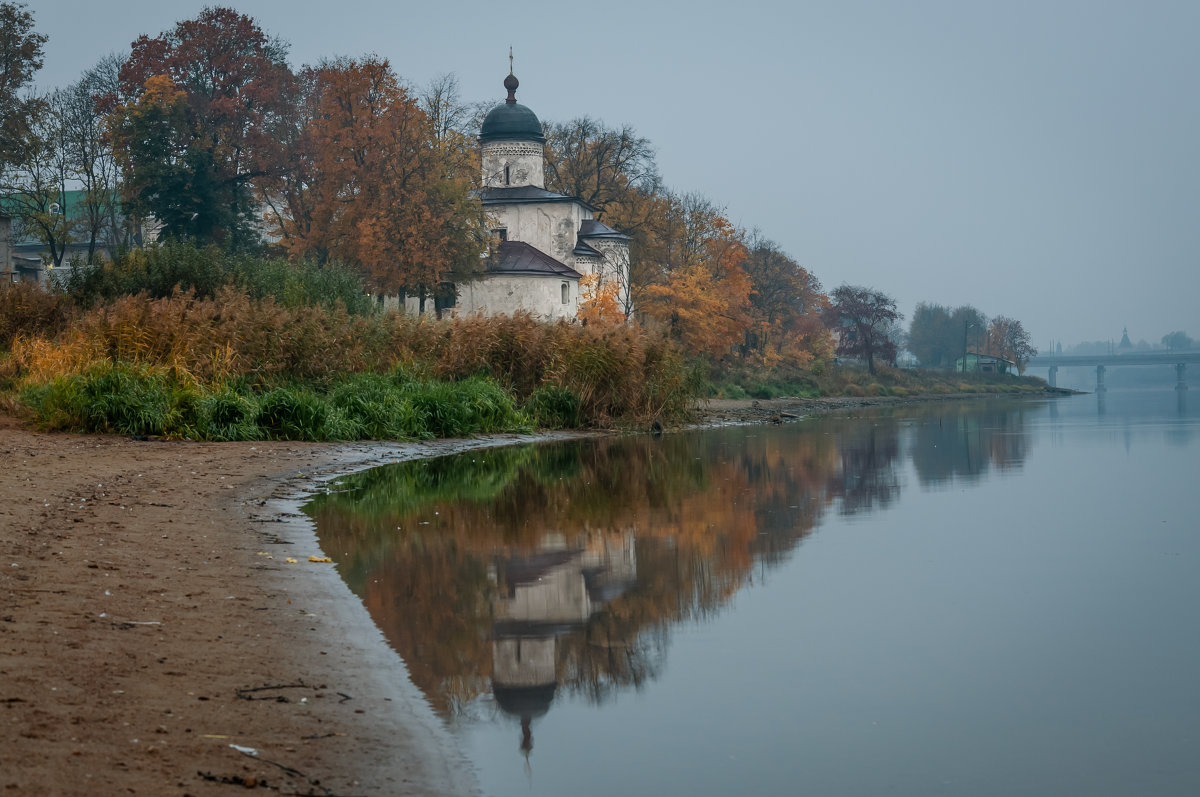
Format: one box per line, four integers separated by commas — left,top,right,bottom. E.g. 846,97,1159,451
32,0,1200,347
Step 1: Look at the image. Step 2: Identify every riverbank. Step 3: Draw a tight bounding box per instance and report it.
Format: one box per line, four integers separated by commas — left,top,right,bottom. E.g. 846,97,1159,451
0,390,1058,794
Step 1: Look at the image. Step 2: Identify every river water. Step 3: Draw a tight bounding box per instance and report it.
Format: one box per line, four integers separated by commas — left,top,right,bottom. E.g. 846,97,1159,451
306,390,1200,796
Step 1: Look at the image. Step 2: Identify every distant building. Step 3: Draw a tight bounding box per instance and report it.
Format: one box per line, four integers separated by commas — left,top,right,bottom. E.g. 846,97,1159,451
1,190,140,285
408,68,632,320
955,353,1015,374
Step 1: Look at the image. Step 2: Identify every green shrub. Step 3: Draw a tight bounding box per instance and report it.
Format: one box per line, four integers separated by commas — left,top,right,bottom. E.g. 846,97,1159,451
256,386,329,441
525,385,582,428
404,377,529,438
329,373,420,440
196,389,261,441
21,363,177,436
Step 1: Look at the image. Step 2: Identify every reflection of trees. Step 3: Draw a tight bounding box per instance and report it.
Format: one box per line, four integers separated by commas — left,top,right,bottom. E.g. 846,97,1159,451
823,417,901,514
307,429,837,717
305,402,1035,726
909,401,1032,486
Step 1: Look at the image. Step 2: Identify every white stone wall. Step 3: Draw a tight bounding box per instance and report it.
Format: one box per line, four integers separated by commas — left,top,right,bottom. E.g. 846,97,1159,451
454,273,578,320
481,141,545,189
488,201,590,264
572,253,601,278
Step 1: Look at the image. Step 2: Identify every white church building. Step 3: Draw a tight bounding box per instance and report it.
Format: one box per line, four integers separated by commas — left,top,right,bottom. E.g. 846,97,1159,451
414,70,631,320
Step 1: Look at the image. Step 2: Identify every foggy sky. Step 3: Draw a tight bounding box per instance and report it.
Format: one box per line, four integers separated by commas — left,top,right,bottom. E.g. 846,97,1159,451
29,0,1200,347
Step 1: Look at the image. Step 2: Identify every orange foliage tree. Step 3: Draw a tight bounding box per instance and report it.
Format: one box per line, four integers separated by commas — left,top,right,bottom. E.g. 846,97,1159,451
263,56,486,308
577,273,625,326
636,192,752,358
987,315,1036,372
742,234,832,368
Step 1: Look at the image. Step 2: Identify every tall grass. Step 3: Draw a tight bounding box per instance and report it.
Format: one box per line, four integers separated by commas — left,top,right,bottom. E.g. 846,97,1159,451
0,282,73,350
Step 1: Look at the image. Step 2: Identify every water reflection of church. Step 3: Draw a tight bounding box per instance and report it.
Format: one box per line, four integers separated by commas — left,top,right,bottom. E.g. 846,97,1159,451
489,532,637,755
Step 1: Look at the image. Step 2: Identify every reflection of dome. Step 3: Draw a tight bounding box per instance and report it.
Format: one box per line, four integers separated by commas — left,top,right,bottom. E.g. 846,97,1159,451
479,72,545,143
493,683,557,719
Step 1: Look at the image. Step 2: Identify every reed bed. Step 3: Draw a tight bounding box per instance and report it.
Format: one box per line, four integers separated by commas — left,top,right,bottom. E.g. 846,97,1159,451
2,245,698,439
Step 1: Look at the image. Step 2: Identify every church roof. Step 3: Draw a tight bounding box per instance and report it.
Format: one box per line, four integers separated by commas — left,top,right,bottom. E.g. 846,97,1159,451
573,239,603,258
477,186,582,206
490,240,582,279
479,72,545,144
578,219,632,241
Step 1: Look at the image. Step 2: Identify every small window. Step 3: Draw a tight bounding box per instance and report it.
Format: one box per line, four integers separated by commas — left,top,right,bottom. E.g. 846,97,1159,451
504,165,511,185
492,228,507,241
561,282,569,304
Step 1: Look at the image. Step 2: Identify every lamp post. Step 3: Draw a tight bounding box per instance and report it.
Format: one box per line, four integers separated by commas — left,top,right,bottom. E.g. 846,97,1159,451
962,319,978,373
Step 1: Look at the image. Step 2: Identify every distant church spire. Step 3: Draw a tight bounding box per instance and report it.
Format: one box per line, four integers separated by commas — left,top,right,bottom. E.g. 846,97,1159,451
1119,327,1132,349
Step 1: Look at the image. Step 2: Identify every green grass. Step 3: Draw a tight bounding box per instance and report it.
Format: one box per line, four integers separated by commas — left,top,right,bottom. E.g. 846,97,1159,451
17,363,533,442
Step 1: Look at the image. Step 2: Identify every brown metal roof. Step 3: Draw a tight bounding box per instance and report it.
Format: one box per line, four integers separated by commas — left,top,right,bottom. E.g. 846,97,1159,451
490,241,582,279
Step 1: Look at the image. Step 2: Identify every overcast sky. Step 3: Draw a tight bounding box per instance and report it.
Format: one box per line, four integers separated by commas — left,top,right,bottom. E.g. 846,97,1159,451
30,0,1200,347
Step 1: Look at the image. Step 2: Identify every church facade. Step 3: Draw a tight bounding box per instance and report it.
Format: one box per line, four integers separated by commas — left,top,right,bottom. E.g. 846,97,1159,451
411,70,631,320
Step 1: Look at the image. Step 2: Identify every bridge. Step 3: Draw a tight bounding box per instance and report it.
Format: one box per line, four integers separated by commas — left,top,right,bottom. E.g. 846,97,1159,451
1027,351,1200,392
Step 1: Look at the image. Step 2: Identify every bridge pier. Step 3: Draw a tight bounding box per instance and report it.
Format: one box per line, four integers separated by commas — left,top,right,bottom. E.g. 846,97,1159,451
1177,363,1188,391
1096,364,1107,393
1048,365,1058,388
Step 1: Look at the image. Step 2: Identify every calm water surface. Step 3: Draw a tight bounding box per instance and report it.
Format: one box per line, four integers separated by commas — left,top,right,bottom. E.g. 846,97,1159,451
306,391,1200,796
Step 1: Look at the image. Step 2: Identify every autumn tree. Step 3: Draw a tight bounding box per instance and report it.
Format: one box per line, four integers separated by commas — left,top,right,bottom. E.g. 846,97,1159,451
543,117,659,217
824,285,902,375
263,56,486,307
987,315,1037,372
0,1,46,171
109,7,291,249
638,192,752,358
741,233,831,367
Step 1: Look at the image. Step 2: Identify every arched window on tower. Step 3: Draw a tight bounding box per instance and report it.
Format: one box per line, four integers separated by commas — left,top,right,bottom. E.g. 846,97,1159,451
505,165,511,185
561,282,569,304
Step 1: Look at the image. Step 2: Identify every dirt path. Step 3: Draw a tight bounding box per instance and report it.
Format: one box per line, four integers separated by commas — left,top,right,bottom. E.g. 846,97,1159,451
0,419,587,796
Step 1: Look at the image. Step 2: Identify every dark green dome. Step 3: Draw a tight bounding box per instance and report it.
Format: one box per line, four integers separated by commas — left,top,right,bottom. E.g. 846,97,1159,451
479,73,544,143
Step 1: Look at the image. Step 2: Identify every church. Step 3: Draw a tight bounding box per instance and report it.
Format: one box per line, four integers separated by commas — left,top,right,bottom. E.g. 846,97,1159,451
411,69,631,320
